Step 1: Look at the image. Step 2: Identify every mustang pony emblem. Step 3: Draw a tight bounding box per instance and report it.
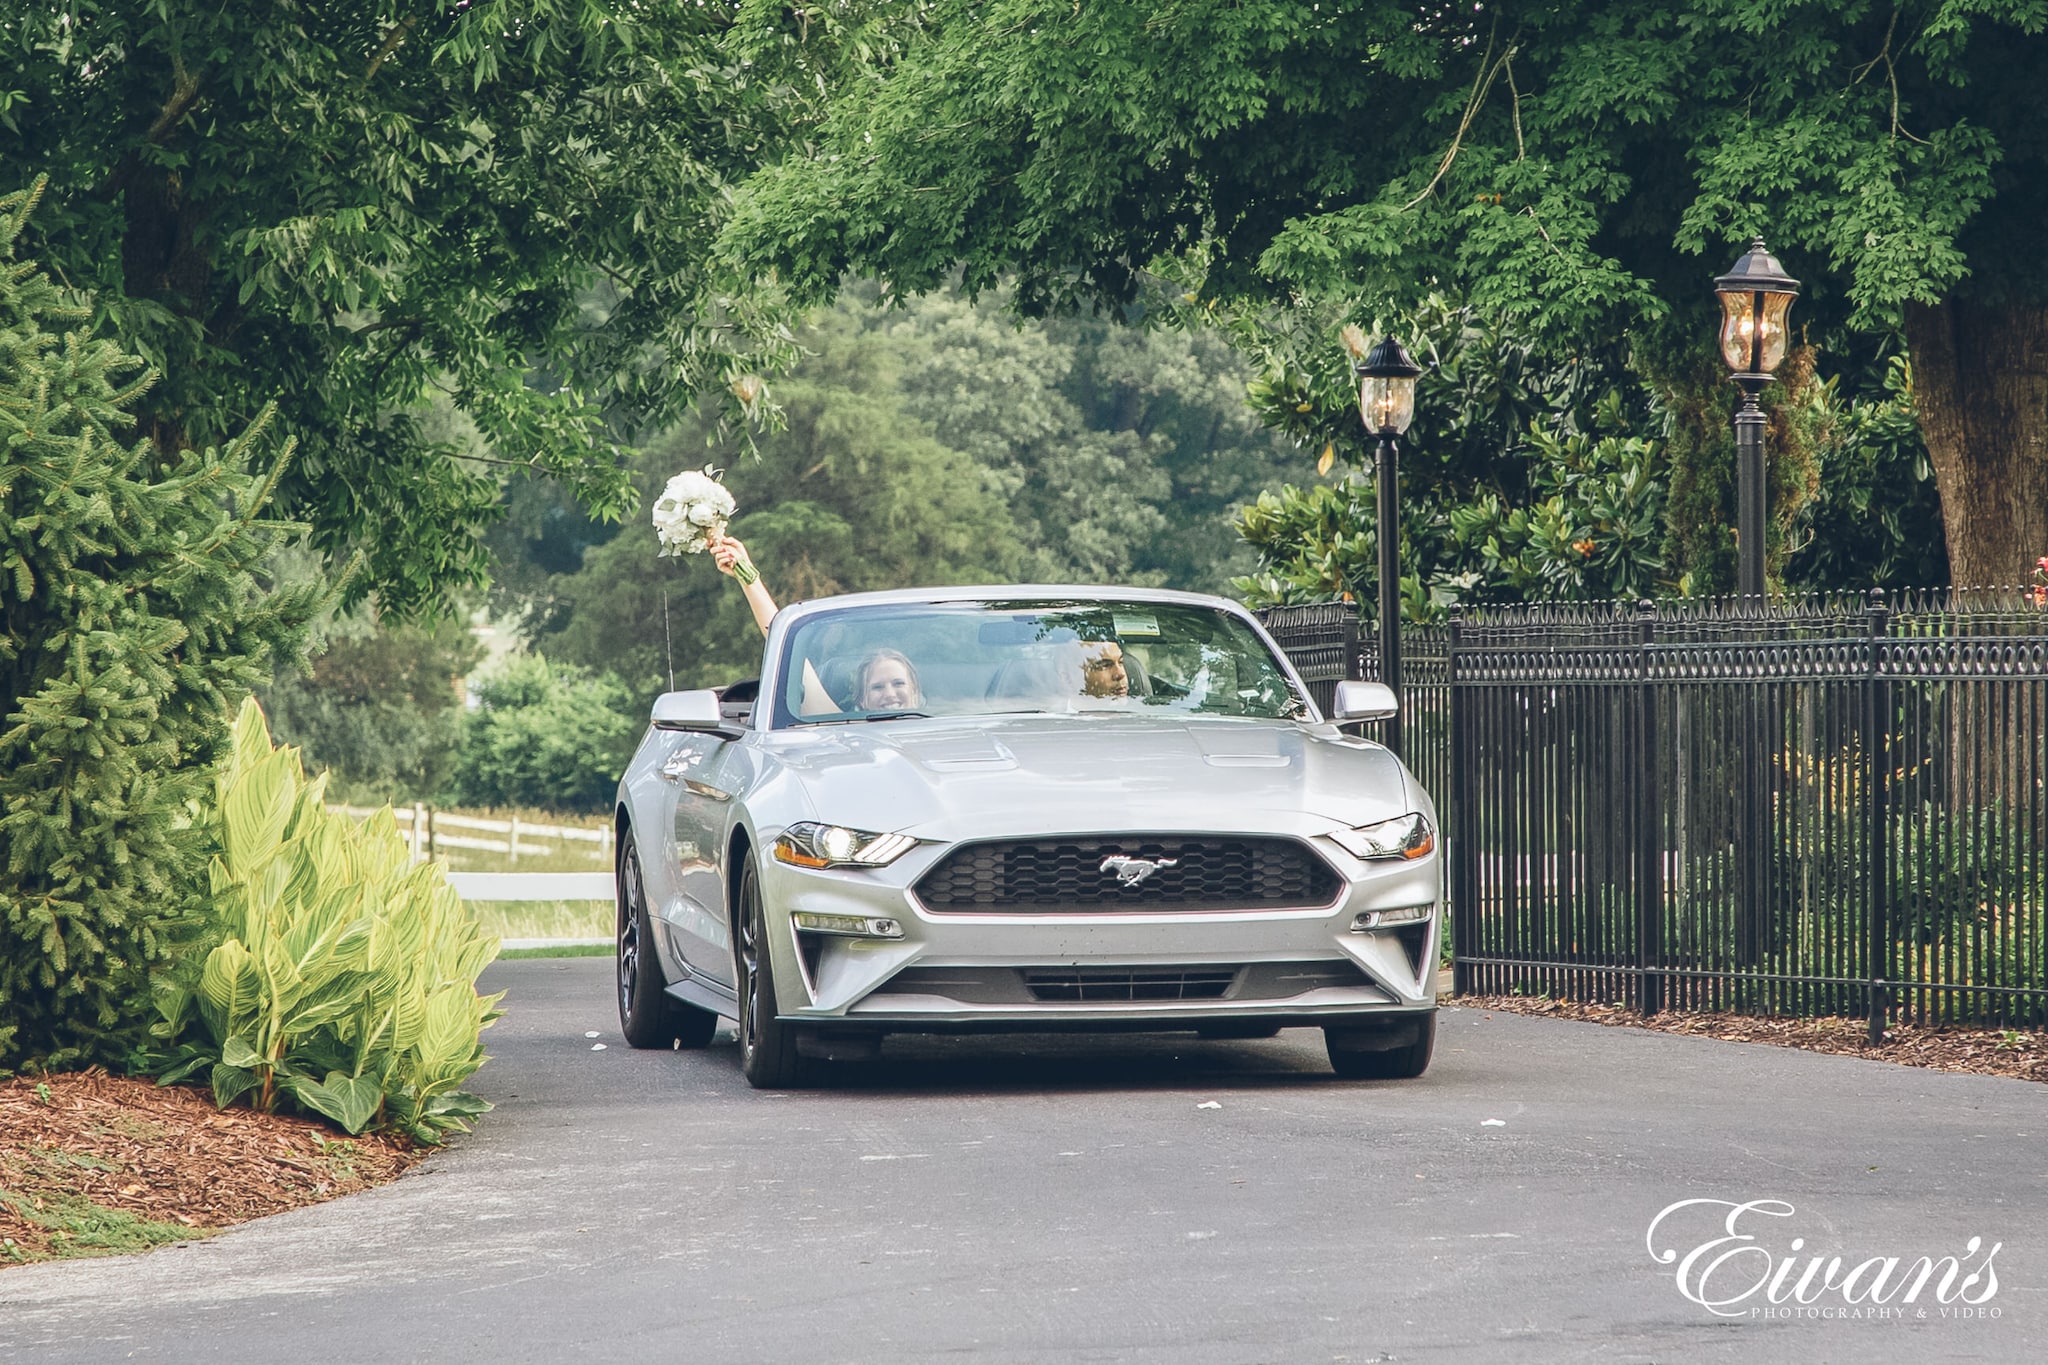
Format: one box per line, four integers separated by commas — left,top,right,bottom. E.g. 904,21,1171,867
1099,854,1180,887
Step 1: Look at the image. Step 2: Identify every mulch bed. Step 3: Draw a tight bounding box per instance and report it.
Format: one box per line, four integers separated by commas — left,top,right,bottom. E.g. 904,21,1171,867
1,1069,423,1266
1459,994,2048,1084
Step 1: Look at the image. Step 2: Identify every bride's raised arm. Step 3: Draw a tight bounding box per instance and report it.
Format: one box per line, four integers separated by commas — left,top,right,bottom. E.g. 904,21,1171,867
711,531,778,636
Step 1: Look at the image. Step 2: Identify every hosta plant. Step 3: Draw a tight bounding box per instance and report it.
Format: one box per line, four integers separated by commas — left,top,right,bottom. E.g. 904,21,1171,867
146,700,502,1143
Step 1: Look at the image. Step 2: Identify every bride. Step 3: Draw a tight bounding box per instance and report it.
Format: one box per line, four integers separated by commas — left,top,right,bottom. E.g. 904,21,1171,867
710,533,923,714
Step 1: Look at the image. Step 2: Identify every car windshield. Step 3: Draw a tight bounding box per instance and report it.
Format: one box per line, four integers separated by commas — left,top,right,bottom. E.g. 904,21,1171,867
770,599,1311,728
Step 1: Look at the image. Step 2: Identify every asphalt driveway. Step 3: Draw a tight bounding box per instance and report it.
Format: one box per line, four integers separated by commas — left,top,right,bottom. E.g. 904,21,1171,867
2,957,2041,1363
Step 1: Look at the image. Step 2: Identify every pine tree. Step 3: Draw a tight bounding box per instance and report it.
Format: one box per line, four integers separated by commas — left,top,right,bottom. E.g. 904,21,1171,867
1,179,321,1071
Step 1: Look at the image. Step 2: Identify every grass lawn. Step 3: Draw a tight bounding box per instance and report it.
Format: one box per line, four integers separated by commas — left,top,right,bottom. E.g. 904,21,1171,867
471,898,610,942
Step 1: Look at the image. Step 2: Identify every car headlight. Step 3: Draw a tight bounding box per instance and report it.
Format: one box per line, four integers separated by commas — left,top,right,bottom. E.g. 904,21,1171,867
772,822,918,869
1329,812,1435,861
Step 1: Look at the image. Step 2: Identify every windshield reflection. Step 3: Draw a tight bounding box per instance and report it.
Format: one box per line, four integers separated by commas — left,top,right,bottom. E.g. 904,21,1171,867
772,600,1309,729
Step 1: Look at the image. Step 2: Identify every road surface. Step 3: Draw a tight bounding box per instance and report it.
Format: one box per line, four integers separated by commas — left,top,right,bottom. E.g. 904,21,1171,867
3,957,2041,1363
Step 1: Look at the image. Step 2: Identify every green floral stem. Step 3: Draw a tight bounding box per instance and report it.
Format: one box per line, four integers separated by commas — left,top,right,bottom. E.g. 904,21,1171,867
732,558,759,587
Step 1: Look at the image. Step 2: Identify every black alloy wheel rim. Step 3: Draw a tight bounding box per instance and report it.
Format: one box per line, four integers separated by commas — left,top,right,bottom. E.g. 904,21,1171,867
738,873,761,1062
618,851,642,1018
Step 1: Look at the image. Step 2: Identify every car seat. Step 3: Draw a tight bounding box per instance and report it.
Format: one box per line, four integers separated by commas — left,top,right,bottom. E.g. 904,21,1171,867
817,655,862,710
984,653,1065,702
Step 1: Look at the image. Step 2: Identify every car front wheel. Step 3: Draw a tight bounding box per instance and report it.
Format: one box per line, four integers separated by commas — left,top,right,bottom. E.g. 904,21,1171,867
1325,1011,1436,1080
735,854,812,1088
617,836,718,1050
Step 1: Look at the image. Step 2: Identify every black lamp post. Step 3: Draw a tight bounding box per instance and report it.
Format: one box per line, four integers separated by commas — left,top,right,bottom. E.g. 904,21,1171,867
1714,239,1801,600
1356,335,1422,757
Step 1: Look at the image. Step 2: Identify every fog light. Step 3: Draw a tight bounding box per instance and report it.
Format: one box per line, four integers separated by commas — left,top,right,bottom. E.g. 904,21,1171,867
792,911,905,939
1350,905,1434,932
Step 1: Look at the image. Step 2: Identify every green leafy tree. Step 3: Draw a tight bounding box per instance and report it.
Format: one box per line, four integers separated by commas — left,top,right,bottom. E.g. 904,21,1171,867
259,603,484,807
1221,291,1929,603
493,283,1297,668
1786,353,1949,589
451,655,636,813
0,182,317,1071
1049,313,1302,590
3,1,898,614
535,303,1027,703
725,0,2048,587
879,291,1172,585
1224,293,1671,611
1235,392,1672,614
876,290,1298,590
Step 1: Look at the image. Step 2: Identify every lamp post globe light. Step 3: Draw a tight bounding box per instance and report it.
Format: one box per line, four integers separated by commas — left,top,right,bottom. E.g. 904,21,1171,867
1356,335,1422,758
1713,238,1801,600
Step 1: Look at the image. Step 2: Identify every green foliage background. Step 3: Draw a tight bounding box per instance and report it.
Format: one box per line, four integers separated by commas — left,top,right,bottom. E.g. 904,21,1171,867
523,287,1297,708
726,0,2046,334
450,656,636,814
0,184,317,1072
2,1,907,614
719,0,2045,588
258,590,483,808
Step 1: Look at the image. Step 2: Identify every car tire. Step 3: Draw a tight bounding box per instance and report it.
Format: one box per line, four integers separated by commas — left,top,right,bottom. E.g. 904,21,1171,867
1325,1011,1436,1080
735,854,813,1089
617,836,718,1050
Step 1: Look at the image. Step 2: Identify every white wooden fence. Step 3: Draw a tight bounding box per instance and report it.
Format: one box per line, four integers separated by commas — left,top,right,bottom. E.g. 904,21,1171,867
444,871,615,902
327,804,615,867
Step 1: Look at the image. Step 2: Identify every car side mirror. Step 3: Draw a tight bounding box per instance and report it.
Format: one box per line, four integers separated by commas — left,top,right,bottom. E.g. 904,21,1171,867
1331,680,1399,722
650,689,726,731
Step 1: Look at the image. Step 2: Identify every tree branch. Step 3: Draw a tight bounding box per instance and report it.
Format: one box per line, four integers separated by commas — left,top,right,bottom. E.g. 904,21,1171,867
451,450,545,470
1850,9,1929,146
1505,52,1526,161
1402,25,1509,211
145,72,205,145
97,70,206,198
363,18,419,85
1523,205,1566,258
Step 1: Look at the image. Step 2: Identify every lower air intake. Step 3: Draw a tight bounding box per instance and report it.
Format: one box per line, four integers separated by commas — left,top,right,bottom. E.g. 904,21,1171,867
1022,969,1239,1003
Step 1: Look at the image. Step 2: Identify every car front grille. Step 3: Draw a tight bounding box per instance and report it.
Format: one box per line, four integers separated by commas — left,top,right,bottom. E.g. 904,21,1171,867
1021,969,1239,1002
913,835,1342,914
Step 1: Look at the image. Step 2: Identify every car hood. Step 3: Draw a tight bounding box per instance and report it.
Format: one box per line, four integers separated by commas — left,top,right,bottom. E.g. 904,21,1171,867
756,714,1416,837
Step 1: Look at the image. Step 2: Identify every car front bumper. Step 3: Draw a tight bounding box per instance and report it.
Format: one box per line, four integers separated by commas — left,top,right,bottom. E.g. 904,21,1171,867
755,831,1440,1030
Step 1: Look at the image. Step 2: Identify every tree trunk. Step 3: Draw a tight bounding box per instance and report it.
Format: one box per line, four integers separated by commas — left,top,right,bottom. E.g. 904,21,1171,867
1903,300,2048,588
120,169,211,459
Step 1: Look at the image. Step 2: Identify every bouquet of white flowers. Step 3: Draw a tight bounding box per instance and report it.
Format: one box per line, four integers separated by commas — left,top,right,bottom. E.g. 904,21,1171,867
651,465,738,557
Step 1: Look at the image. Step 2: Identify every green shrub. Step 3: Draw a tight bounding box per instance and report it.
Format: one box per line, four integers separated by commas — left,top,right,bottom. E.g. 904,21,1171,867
1886,802,2045,1003
451,655,635,813
0,180,318,1072
145,701,501,1143
260,612,482,806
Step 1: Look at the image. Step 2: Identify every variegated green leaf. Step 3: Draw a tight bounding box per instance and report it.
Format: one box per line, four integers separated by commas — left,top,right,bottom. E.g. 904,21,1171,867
198,939,261,1023
209,1063,258,1110
286,1071,383,1135
221,749,297,878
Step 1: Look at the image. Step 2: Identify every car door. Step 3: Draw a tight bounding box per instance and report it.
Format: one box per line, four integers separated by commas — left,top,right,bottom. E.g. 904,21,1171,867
658,731,744,988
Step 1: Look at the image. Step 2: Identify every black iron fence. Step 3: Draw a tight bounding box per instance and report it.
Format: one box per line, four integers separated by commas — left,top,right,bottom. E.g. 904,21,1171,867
1258,591,2048,1029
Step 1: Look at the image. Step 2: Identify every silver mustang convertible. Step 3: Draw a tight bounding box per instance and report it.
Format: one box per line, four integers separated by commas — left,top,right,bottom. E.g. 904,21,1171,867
612,586,1441,1086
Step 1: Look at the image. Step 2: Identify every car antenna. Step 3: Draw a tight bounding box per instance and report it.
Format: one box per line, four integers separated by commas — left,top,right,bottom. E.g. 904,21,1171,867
663,587,675,692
